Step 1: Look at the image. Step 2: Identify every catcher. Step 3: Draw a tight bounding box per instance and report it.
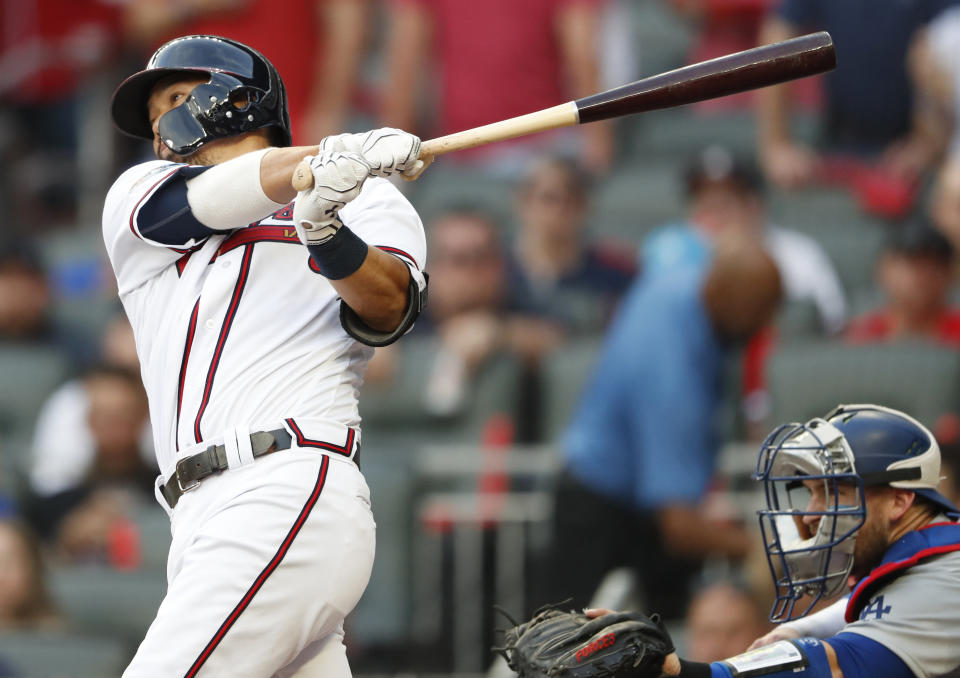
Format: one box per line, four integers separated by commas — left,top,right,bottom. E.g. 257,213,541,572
501,405,960,678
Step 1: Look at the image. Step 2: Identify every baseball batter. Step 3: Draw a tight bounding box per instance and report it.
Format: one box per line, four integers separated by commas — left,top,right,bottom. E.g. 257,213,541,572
655,404,960,678
103,35,427,676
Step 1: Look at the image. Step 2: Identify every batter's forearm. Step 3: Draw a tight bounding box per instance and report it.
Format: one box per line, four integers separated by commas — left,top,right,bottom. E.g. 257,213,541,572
261,145,321,203
330,247,411,332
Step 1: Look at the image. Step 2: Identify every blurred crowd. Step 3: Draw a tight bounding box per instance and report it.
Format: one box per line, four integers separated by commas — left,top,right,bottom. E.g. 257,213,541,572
4,0,960,674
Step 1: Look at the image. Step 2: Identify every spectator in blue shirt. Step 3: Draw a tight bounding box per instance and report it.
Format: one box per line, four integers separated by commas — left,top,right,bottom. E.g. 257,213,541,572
539,233,782,620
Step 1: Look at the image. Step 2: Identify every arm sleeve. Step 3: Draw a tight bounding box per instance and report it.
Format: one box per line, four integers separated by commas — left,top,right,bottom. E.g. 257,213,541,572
779,596,849,639
706,636,905,678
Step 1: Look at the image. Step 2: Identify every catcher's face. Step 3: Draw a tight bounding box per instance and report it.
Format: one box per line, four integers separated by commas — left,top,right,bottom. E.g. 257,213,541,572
797,477,893,584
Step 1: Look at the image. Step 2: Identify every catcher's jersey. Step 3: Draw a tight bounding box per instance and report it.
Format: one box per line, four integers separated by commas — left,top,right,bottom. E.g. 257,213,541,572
842,548,960,677
102,160,426,475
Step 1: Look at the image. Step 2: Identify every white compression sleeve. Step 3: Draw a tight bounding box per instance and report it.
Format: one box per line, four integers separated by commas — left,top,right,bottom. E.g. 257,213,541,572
185,148,286,230
782,596,849,639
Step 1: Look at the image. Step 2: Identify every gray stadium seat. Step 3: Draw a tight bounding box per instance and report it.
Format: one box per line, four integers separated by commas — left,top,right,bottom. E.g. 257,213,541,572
630,111,760,160
766,340,960,429
128,504,172,571
538,338,604,444
0,345,69,453
49,566,166,650
39,226,120,351
407,168,516,231
590,164,687,241
346,452,415,645
0,630,128,678
360,337,524,442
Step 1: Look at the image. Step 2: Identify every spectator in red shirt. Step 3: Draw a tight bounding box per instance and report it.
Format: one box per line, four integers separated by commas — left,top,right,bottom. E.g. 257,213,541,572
380,0,614,175
846,217,960,345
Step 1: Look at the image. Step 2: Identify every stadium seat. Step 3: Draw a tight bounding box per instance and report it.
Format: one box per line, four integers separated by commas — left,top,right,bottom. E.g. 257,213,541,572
129,504,173,571
346,452,416,645
630,111,760,160
407,168,516,231
538,338,604,444
0,345,69,456
360,338,524,443
39,225,120,352
49,565,166,649
590,164,687,241
766,340,960,429
0,630,128,678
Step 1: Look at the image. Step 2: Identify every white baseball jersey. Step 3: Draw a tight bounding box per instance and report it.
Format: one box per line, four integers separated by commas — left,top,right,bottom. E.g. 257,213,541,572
103,158,424,676
102,159,426,478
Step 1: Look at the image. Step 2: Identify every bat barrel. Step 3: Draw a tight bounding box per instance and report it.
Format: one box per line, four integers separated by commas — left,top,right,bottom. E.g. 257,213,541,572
576,31,835,124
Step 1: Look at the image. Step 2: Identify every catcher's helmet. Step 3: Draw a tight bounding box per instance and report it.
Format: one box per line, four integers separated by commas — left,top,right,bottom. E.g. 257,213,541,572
754,404,958,622
111,35,292,156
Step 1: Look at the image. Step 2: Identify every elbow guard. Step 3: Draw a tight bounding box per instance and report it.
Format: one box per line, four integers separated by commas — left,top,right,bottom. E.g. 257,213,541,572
340,269,428,347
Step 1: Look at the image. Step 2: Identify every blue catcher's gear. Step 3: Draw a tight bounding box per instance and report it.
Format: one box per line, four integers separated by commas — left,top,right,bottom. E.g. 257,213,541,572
754,404,958,623
111,35,292,156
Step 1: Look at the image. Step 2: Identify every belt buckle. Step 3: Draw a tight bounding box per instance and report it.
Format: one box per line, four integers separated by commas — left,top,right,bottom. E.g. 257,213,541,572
175,457,201,494
175,447,215,494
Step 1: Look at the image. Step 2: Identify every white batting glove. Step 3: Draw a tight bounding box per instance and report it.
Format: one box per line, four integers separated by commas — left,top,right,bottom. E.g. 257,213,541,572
319,128,426,178
293,151,371,245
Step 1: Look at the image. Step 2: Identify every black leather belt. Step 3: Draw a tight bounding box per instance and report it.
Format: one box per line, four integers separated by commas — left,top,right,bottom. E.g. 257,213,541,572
160,428,293,509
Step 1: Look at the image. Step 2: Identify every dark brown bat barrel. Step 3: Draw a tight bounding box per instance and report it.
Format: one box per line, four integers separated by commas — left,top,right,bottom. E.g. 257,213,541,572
576,31,835,124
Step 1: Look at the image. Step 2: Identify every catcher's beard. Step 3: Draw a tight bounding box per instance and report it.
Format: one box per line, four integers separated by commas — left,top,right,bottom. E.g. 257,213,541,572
849,513,889,583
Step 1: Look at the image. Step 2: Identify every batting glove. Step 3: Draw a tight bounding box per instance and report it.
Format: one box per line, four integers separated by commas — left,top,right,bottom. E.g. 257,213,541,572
293,151,371,245
319,128,426,178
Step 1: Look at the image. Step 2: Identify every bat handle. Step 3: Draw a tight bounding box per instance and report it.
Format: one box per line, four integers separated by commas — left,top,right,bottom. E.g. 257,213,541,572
292,161,314,192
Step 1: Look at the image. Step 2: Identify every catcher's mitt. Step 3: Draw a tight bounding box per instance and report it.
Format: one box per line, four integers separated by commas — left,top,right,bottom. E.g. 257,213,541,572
496,605,675,678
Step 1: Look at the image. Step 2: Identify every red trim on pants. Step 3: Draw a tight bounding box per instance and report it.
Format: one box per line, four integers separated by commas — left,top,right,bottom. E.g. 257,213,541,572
184,454,331,677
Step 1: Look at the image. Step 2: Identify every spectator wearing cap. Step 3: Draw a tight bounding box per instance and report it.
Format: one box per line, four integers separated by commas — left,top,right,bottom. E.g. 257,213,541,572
642,145,846,335
846,218,960,346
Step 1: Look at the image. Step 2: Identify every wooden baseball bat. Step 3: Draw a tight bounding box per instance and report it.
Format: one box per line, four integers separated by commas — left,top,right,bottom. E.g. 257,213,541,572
292,31,835,191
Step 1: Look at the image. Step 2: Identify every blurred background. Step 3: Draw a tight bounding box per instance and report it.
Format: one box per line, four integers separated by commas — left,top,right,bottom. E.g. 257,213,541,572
3,0,960,676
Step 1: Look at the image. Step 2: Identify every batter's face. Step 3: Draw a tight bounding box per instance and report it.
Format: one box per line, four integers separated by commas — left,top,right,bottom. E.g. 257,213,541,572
146,74,233,164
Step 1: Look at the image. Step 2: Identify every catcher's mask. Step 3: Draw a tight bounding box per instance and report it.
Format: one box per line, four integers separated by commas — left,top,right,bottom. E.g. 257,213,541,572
754,403,958,623
111,35,292,157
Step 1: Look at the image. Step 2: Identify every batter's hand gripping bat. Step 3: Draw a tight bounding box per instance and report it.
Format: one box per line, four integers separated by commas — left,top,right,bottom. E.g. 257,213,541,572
293,31,835,190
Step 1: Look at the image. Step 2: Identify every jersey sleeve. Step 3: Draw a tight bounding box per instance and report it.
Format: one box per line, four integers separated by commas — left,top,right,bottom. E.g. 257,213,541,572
102,160,215,295
840,552,960,677
339,177,427,275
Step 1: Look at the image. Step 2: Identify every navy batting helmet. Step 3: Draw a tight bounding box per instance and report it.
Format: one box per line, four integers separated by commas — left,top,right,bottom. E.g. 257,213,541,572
753,404,958,622
111,35,292,156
